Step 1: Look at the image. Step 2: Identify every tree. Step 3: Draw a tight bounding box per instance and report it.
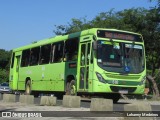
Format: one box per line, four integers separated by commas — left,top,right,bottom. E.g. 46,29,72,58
0,69,9,84
0,49,11,83
53,17,92,35
147,70,160,100
145,0,160,99
0,49,11,70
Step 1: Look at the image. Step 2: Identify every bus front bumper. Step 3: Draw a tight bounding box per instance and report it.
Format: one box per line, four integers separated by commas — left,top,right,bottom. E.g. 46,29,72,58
92,80,145,94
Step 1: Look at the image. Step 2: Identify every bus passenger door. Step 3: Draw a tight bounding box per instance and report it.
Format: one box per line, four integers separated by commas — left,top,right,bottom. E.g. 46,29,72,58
78,42,91,91
12,52,21,90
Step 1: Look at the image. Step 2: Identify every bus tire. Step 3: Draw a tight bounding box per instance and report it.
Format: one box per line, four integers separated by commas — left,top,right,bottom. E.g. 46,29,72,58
25,80,32,95
66,80,76,95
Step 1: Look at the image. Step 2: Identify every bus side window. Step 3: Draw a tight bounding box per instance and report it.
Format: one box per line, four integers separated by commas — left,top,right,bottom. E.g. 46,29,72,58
64,38,79,61
30,47,40,66
51,41,64,63
11,52,15,68
21,49,30,67
40,44,51,64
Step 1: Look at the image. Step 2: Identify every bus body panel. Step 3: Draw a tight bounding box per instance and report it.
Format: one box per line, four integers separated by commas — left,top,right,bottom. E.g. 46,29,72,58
17,63,65,91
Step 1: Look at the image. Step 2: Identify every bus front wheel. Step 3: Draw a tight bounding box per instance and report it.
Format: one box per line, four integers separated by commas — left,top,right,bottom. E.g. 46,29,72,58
25,80,32,95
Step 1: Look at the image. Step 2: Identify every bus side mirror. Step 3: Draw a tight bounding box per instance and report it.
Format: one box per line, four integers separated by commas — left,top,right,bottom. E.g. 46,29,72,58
93,41,97,50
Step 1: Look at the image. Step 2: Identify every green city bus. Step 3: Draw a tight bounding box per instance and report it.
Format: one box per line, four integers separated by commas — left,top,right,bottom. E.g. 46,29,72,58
9,28,146,102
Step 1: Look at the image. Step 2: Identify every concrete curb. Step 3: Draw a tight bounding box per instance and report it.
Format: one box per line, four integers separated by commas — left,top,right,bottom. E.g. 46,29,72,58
63,95,80,108
90,98,113,111
40,96,57,106
2,94,16,102
19,95,34,104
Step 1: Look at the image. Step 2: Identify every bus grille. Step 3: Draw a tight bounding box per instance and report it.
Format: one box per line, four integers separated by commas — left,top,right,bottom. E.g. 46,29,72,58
110,86,137,93
105,73,140,80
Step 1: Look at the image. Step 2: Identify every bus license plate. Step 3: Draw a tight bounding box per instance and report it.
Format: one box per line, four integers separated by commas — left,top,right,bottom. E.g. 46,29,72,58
119,90,128,94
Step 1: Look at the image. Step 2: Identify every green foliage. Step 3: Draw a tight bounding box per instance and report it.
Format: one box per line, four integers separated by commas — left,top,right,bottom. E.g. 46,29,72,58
53,17,92,35
0,69,9,84
0,49,11,83
0,49,11,70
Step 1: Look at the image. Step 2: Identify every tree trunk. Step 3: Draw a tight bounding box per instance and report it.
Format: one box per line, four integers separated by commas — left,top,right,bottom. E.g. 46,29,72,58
147,75,160,99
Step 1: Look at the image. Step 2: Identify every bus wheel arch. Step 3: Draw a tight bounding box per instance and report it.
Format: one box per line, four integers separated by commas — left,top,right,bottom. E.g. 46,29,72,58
25,77,32,95
66,75,76,95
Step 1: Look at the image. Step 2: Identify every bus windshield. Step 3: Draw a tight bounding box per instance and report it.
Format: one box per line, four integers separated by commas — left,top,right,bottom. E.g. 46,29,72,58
97,40,145,74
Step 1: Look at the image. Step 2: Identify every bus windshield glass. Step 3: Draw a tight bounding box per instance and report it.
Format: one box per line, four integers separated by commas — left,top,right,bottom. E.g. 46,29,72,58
97,40,145,74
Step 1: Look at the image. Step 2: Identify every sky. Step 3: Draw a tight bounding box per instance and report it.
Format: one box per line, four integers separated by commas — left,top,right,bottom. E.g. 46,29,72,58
0,0,157,50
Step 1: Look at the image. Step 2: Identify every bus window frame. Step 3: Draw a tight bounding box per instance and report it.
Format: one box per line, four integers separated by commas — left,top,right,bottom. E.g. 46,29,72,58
11,52,15,68
50,41,64,63
39,44,51,65
21,49,30,67
64,38,79,62
29,47,40,66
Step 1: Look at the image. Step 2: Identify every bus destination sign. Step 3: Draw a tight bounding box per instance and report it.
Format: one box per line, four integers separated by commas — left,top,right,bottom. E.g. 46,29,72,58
105,32,134,41
97,30,142,42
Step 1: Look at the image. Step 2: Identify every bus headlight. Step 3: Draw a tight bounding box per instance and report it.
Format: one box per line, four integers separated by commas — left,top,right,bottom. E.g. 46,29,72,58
140,75,146,85
96,72,106,84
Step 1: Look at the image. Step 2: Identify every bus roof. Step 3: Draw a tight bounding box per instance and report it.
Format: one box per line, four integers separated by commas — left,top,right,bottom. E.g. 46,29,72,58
12,28,141,52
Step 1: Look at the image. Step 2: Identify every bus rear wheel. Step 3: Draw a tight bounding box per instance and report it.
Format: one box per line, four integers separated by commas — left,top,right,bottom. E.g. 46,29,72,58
66,80,76,95
25,80,32,95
